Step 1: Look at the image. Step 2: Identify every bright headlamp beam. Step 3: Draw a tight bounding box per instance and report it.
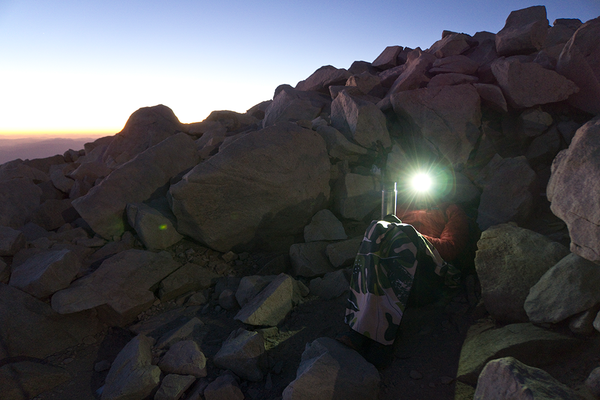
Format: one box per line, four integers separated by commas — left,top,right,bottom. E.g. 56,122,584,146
410,172,432,193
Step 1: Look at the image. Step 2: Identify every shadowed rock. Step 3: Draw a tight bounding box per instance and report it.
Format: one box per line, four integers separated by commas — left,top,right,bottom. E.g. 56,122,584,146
0,283,102,360
282,337,380,400
458,322,580,385
101,335,161,400
51,249,179,326
170,122,330,253
475,224,569,322
72,132,200,240
474,357,582,400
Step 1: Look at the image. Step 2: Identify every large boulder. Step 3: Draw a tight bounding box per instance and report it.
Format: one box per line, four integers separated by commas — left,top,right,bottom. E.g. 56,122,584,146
474,357,583,400
548,117,600,262
0,178,42,228
491,57,578,108
427,32,475,58
474,224,569,322
295,65,352,94
102,104,185,167
170,122,330,252
0,283,101,360
101,335,161,400
476,155,538,230
51,249,180,326
387,51,436,94
391,84,481,165
72,132,200,240
495,6,549,56
525,253,600,324
282,337,380,400
9,249,80,299
262,85,329,128
556,17,600,115
330,91,391,149
457,322,580,385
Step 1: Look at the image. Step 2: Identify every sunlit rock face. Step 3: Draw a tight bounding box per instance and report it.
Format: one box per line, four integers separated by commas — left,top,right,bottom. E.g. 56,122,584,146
170,122,330,253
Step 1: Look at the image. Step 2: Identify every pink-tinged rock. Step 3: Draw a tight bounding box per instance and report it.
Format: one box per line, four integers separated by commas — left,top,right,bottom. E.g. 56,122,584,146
544,18,582,48
9,249,80,299
0,160,48,182
0,283,102,359
430,55,479,75
388,51,436,94
548,117,600,263
491,57,578,108
0,178,42,228
203,110,259,133
473,83,508,112
262,85,329,128
391,84,481,165
51,249,179,326
102,104,184,167
69,161,113,183
372,46,403,70
330,91,391,149
346,72,382,95
427,73,478,88
495,6,549,56
556,17,600,115
296,65,352,93
170,123,330,253
378,64,406,88
0,226,26,256
427,32,475,58
72,132,199,240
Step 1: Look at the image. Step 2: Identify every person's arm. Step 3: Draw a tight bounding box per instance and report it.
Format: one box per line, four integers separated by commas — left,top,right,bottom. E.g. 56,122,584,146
422,204,469,261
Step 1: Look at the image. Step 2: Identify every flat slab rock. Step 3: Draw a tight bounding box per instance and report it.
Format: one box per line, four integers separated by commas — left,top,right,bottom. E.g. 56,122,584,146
457,322,581,385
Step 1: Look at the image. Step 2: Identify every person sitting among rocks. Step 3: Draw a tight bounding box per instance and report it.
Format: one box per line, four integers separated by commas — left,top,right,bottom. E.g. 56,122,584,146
336,166,470,369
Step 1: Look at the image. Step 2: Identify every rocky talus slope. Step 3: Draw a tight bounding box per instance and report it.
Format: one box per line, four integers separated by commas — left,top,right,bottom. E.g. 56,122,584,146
2,5,600,400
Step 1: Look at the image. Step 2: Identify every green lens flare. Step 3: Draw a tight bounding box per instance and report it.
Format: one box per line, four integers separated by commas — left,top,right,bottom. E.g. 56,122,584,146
159,224,168,231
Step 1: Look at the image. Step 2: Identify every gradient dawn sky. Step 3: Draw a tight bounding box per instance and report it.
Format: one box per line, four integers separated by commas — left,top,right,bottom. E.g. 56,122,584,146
1,0,598,138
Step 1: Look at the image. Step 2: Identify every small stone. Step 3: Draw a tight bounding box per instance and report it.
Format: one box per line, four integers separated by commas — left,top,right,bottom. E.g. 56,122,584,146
222,251,238,263
440,376,454,385
62,357,74,365
410,370,423,380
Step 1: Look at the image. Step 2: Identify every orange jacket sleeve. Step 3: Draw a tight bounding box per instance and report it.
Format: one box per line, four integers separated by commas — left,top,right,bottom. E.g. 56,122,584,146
422,204,469,262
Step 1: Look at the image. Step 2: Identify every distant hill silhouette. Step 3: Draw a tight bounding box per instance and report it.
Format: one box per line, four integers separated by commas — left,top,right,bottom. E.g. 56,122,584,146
0,136,106,165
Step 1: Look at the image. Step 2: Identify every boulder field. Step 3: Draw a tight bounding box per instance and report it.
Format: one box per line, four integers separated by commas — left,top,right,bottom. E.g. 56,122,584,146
2,6,600,400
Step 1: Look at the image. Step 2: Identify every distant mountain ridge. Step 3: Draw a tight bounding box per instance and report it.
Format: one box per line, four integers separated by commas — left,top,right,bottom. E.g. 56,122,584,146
0,136,106,165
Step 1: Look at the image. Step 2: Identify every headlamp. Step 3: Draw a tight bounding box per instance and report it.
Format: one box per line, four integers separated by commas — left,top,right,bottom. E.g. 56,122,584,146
410,172,433,193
